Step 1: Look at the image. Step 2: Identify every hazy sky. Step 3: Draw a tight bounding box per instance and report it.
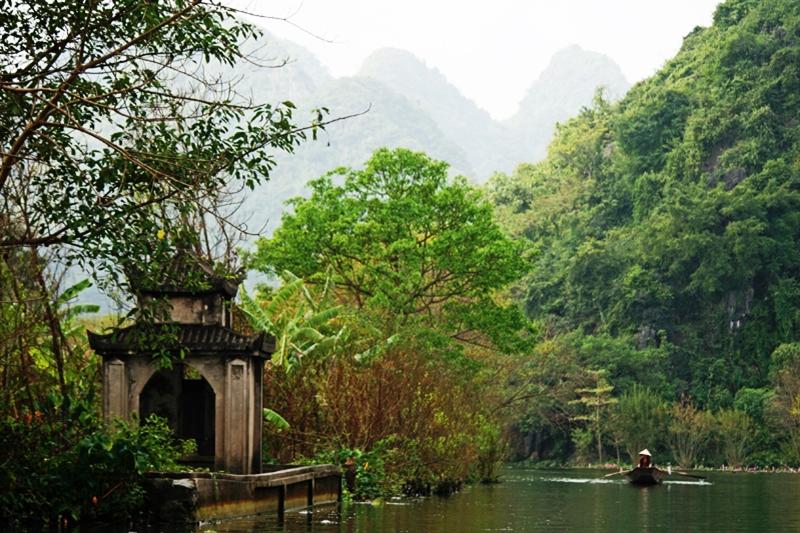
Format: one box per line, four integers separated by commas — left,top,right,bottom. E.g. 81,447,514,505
224,0,722,120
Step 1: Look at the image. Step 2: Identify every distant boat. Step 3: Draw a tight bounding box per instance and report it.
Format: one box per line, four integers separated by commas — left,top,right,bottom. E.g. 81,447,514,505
604,466,705,485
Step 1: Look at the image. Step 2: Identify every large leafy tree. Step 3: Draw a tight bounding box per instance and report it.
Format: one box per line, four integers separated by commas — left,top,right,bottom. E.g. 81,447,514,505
249,149,532,486
0,1,333,420
251,147,529,352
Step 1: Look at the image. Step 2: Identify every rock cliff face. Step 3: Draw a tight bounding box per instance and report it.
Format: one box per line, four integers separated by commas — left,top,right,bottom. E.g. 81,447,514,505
358,47,507,178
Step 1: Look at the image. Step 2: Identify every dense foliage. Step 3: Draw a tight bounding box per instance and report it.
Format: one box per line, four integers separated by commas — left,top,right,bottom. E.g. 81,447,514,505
490,0,800,466
1,0,323,288
248,148,533,497
0,399,193,528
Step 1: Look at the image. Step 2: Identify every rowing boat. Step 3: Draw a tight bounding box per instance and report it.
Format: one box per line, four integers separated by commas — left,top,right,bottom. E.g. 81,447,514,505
603,466,706,485
624,466,669,485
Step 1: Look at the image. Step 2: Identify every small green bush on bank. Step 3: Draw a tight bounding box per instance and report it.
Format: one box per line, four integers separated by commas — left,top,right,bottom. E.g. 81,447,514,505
311,444,400,501
303,424,506,502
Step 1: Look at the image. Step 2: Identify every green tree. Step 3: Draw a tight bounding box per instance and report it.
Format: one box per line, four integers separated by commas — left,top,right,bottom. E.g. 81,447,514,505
716,409,753,467
250,148,532,492
1,0,324,275
0,0,334,420
768,343,800,464
251,147,529,351
509,336,588,462
569,370,618,463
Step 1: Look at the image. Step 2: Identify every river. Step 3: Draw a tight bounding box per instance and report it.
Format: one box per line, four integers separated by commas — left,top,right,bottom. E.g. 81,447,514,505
201,466,800,532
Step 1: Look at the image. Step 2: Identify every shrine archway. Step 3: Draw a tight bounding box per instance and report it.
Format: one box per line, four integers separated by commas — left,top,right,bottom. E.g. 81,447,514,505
139,364,216,461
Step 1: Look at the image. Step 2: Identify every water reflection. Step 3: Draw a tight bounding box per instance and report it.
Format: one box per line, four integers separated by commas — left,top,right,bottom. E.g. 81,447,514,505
201,467,800,533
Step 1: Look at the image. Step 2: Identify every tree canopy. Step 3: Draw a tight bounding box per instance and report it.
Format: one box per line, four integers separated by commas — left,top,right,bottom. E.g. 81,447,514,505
252,148,529,351
248,148,533,494
0,0,323,279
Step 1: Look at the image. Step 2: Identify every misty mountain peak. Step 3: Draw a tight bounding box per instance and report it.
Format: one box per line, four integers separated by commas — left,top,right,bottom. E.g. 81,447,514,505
503,45,630,162
546,45,625,85
519,45,629,109
358,47,462,104
357,47,504,178
360,47,433,75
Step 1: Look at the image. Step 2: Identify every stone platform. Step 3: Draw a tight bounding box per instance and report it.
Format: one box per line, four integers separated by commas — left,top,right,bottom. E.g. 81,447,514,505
144,464,341,524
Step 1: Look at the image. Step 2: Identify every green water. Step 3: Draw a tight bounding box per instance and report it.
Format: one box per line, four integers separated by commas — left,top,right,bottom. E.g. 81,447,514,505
202,466,800,532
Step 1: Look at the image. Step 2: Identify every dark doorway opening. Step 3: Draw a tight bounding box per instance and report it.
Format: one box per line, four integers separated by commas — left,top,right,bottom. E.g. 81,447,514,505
139,365,216,465
179,366,215,458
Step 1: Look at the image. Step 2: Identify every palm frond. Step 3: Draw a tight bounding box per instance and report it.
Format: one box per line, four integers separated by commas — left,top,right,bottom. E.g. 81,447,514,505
239,289,276,333
265,278,303,316
354,334,400,363
303,306,342,329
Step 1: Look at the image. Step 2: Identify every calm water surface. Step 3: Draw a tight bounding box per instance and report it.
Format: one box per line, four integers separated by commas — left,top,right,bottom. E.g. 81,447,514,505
201,466,800,532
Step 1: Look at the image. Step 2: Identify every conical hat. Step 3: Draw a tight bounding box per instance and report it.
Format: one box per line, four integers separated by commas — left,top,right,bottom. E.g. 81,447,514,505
638,449,651,456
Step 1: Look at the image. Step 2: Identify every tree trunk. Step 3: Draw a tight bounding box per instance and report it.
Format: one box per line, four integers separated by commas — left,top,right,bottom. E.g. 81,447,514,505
32,252,68,408
597,429,603,464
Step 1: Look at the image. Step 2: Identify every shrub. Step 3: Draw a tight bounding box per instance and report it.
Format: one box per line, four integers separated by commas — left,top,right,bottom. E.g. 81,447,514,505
0,397,193,529
611,385,669,463
668,401,714,468
716,408,753,467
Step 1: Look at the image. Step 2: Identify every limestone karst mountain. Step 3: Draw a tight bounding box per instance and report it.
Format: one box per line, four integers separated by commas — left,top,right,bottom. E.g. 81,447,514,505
244,74,474,233
234,33,629,235
357,47,508,178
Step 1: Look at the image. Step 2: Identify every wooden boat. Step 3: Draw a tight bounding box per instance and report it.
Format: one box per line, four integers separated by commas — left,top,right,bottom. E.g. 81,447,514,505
623,466,669,485
603,466,706,485
603,466,705,485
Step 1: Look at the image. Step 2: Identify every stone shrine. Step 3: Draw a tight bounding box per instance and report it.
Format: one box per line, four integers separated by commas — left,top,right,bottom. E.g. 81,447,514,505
88,256,273,475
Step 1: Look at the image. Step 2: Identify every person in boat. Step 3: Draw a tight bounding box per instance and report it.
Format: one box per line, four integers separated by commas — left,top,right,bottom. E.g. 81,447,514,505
637,449,652,468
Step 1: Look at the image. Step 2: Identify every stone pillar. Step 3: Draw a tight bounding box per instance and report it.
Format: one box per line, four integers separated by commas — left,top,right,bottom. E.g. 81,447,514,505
224,359,250,474
251,359,263,474
104,358,128,421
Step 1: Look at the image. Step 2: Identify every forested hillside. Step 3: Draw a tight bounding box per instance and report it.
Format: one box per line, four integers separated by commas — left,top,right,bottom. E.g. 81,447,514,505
490,0,800,464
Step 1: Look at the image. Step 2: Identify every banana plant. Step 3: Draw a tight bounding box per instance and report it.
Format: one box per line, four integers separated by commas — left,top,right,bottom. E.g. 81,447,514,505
239,270,344,374
57,279,101,338
263,407,290,432
30,279,100,384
